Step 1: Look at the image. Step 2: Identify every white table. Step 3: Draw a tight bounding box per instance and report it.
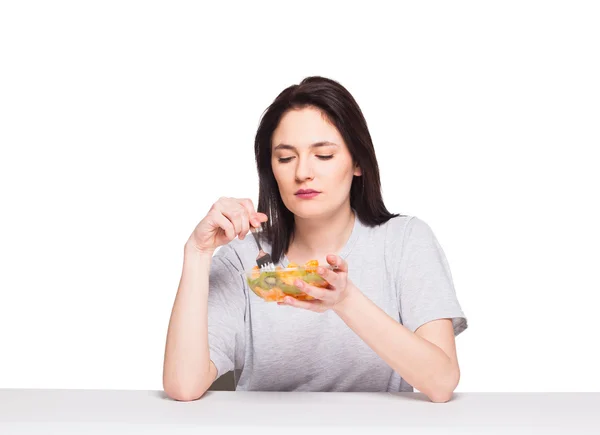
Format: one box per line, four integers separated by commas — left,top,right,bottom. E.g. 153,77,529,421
1,389,598,434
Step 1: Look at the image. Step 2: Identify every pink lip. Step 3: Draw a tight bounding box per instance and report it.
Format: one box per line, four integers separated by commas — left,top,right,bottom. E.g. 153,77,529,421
295,191,320,199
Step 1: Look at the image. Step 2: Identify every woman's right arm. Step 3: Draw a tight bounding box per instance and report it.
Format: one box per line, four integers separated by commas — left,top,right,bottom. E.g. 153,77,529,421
162,244,217,401
162,197,268,401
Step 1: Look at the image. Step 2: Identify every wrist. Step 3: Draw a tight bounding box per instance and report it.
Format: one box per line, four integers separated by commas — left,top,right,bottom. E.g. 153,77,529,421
333,284,361,316
184,241,214,260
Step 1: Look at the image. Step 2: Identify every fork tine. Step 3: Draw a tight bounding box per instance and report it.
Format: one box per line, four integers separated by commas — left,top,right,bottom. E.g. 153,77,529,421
257,254,275,270
251,226,276,270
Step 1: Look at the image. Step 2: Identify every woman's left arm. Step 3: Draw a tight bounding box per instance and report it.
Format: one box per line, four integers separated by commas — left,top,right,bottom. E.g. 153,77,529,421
279,254,460,403
333,285,459,403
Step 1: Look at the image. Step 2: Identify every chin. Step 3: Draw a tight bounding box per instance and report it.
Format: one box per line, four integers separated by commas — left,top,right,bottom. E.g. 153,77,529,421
286,200,331,219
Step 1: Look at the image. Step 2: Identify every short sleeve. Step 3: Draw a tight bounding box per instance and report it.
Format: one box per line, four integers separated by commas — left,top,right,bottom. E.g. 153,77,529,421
396,217,468,336
207,247,246,379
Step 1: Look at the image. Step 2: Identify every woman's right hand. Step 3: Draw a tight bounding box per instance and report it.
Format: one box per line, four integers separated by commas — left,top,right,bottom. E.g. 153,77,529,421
186,197,268,255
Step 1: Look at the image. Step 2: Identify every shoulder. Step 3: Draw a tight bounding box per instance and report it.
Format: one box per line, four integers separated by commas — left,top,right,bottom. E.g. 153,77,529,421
382,215,439,264
383,215,436,243
383,215,428,245
382,214,414,235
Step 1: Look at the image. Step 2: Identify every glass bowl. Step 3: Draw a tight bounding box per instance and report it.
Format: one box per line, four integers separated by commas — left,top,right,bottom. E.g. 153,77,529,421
244,262,331,302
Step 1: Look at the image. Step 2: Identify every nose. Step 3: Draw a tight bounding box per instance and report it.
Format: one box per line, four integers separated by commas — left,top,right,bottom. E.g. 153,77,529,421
295,155,314,182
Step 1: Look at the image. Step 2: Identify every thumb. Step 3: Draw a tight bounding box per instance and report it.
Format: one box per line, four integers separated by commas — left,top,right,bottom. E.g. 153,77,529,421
255,212,268,222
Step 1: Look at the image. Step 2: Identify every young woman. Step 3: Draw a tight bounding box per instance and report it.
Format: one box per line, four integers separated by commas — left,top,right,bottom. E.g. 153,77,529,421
163,76,468,403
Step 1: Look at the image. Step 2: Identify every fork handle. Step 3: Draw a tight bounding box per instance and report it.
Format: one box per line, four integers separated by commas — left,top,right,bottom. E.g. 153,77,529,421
250,227,263,251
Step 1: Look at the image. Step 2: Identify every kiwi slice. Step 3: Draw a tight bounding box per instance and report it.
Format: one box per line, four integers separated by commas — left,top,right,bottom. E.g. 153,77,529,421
279,282,303,295
304,273,326,284
258,273,278,290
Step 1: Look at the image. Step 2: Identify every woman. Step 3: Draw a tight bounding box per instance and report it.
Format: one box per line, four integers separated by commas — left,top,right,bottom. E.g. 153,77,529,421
163,76,468,403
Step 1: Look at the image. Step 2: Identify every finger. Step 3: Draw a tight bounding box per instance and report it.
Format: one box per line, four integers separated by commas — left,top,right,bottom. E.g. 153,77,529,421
249,211,268,227
315,266,338,287
221,206,244,239
238,208,250,239
295,279,334,302
237,199,269,228
227,202,249,239
223,200,249,238
278,296,326,312
210,211,236,241
326,254,348,273
238,198,259,227
255,212,269,223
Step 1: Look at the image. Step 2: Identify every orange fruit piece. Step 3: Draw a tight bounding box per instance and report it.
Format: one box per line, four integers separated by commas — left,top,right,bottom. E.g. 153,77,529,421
259,287,286,302
305,259,318,272
296,294,315,301
279,274,299,286
254,286,266,298
272,287,285,301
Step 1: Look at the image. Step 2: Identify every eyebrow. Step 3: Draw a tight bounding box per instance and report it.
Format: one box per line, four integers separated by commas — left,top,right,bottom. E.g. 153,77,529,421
273,141,339,151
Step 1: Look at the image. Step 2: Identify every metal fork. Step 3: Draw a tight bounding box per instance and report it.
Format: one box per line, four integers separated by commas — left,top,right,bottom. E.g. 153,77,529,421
250,226,276,271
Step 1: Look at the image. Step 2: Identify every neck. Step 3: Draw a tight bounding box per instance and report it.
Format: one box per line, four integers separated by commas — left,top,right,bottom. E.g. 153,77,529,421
289,204,356,261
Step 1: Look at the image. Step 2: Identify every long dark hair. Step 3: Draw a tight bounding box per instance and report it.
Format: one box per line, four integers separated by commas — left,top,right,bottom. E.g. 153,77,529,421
254,76,400,263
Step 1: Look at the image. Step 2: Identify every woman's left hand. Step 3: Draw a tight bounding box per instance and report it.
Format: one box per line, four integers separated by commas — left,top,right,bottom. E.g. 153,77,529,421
277,254,358,313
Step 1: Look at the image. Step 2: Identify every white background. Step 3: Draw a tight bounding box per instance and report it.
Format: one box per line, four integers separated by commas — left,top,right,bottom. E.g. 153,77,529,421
1,1,598,393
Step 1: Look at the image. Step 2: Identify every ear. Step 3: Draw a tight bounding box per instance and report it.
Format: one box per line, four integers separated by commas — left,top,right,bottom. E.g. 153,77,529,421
353,164,362,177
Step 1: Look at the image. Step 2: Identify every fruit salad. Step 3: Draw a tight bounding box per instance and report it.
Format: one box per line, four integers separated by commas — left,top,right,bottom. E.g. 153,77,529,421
245,260,329,302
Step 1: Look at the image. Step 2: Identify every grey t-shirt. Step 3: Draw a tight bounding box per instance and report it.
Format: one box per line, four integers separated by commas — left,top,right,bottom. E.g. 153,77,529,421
207,214,468,392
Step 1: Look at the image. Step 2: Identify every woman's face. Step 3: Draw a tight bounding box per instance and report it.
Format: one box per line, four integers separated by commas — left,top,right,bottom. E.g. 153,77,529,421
271,106,361,219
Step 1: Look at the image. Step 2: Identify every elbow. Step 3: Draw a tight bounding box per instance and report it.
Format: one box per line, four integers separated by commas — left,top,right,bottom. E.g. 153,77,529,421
428,390,454,403
169,390,206,402
425,366,460,404
163,382,209,402
162,361,215,402
163,372,211,402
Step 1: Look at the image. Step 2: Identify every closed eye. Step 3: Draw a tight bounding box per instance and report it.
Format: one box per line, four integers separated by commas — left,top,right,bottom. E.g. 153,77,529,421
277,155,334,163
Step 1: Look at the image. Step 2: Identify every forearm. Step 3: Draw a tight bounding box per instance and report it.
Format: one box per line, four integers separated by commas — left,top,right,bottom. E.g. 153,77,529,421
163,245,214,400
333,288,458,402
